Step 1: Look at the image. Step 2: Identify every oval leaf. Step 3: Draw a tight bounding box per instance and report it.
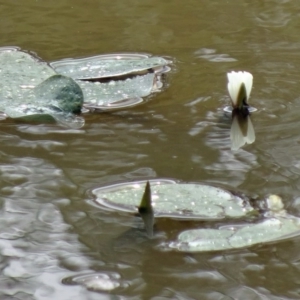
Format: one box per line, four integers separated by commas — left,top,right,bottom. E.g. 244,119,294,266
0,47,56,115
0,47,171,122
80,72,158,110
51,53,170,80
92,179,255,220
170,217,300,252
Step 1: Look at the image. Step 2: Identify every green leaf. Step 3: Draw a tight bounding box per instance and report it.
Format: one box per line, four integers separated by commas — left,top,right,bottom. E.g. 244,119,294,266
79,73,157,111
92,179,256,220
52,53,171,111
51,54,170,80
3,74,85,128
170,217,300,252
0,47,56,114
0,48,84,127
0,48,170,121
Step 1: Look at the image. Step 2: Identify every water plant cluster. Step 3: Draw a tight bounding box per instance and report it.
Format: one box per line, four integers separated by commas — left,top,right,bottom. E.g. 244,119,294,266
90,68,300,253
1,46,298,258
0,47,170,128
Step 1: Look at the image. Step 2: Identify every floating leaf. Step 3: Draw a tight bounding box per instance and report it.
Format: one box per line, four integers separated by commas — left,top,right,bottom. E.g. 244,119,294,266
51,53,170,80
2,74,85,128
0,47,171,124
80,72,158,110
169,216,300,252
0,48,84,127
92,179,255,220
0,47,56,108
138,181,154,237
26,74,84,114
52,52,170,111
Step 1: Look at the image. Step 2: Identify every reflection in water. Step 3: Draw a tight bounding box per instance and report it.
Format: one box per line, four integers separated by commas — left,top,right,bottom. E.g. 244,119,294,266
230,108,255,150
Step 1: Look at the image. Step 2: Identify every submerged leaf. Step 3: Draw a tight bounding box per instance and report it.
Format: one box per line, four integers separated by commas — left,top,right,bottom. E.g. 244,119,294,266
138,181,154,237
92,179,256,220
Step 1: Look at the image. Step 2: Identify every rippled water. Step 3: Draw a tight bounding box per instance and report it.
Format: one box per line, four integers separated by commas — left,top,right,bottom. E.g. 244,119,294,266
1,0,300,299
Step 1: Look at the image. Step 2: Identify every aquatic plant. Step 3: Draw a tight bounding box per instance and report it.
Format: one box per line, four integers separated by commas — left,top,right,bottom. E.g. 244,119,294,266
0,47,171,127
92,179,255,220
92,179,300,252
227,71,253,110
225,71,256,150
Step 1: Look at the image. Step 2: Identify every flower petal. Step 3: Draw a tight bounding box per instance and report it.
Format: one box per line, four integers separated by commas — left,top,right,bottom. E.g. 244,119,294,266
227,71,253,107
227,72,240,105
240,71,253,100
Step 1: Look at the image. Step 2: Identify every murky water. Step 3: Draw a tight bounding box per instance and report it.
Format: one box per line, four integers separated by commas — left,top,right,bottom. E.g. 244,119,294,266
1,0,300,299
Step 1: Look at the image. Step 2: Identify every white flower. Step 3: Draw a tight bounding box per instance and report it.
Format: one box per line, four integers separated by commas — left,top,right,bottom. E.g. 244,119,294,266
227,71,253,109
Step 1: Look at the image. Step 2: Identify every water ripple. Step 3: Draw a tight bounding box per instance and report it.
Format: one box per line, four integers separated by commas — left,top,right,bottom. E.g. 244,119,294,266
195,48,237,62
255,3,293,28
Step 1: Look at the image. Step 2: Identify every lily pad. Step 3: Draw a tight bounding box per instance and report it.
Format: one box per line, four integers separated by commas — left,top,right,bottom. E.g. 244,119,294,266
79,72,158,110
169,216,300,252
5,74,84,117
0,47,84,127
0,48,171,122
0,47,56,103
50,53,170,80
92,179,255,220
52,53,169,111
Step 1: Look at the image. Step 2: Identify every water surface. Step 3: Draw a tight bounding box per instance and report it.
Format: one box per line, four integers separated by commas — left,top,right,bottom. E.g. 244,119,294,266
1,0,300,299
